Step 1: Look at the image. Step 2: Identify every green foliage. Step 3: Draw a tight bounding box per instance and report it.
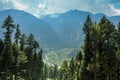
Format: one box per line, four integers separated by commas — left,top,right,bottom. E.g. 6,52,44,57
15,24,21,44
69,58,75,80
44,48,76,65
82,15,93,80
0,15,43,80
1,15,120,80
2,15,15,44
19,34,26,51
53,64,58,79
83,15,92,35
59,60,69,80
56,15,119,80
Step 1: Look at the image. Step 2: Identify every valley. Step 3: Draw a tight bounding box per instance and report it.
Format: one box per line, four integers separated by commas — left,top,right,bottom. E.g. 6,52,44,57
0,9,120,65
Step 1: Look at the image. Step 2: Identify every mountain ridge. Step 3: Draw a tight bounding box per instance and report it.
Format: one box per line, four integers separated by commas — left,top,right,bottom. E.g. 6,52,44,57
0,9,62,48
0,9,120,49
0,9,120,64
41,9,120,48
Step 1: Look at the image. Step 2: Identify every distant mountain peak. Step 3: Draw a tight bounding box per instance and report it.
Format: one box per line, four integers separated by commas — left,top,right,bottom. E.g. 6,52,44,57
0,9,24,13
0,9,38,19
0,9,62,48
65,9,92,15
68,9,90,13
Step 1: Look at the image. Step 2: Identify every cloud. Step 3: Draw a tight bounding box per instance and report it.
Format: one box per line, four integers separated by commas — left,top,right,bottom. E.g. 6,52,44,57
42,0,83,14
111,6,120,15
0,0,14,10
39,0,120,16
0,0,28,11
38,3,45,9
11,0,28,10
0,0,120,17
2,0,9,3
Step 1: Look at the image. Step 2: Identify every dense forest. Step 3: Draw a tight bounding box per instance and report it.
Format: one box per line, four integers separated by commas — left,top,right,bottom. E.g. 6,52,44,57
0,15,120,80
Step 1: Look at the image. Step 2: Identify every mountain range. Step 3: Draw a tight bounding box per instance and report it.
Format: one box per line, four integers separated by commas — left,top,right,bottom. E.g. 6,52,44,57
0,9,62,48
1,9,120,64
0,9,120,49
41,9,120,48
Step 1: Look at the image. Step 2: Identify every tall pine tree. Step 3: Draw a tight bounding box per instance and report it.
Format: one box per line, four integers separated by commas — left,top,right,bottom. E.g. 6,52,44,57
15,24,21,44
1,15,15,79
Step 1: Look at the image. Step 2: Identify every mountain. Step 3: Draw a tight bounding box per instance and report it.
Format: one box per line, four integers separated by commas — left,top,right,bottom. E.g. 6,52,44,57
0,9,62,48
41,9,120,48
1,9,120,64
41,10,92,48
1,9,119,49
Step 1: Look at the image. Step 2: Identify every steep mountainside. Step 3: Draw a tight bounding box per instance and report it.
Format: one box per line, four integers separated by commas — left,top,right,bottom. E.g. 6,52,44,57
1,9,120,64
41,9,120,48
0,9,62,48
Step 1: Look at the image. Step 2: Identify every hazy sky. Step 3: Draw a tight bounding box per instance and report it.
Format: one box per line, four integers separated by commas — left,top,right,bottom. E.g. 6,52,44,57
0,0,120,17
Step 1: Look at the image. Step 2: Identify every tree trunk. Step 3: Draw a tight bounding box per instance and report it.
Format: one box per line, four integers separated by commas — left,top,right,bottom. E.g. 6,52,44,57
12,75,15,80
106,74,109,80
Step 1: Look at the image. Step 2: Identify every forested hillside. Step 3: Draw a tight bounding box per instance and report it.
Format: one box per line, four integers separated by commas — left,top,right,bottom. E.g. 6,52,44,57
0,15,44,80
0,15,120,80
1,10,120,65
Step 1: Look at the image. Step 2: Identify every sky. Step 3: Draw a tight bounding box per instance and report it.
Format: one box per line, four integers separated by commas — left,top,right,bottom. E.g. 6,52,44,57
0,0,120,17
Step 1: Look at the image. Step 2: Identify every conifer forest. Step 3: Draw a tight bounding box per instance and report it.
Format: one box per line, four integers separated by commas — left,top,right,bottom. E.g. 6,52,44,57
0,15,120,80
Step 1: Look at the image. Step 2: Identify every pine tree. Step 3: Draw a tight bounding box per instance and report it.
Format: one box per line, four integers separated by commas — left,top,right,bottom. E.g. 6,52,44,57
0,15,45,80
2,15,15,44
0,39,4,54
76,51,82,66
98,16,117,80
19,34,26,51
17,51,27,79
12,43,19,79
38,49,44,79
1,15,15,79
69,58,75,80
0,39,4,79
60,60,69,80
15,24,21,44
25,34,35,80
33,40,39,53
83,15,92,64
92,22,99,80
75,51,83,80
81,15,93,80
44,64,48,79
115,22,120,80
53,64,58,79
32,52,37,80
49,66,54,79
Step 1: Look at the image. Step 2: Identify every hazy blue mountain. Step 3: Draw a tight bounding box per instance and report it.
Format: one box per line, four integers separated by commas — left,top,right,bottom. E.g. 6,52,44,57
41,9,120,48
1,9,120,64
41,10,89,48
0,9,62,48
0,9,120,49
